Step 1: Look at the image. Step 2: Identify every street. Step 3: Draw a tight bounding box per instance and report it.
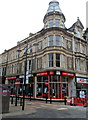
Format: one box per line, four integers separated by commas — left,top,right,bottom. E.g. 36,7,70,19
2,100,88,119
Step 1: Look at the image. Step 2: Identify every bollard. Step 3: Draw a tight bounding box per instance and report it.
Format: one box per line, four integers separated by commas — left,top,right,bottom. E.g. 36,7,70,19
46,95,48,103
30,94,31,101
20,97,22,106
50,97,52,104
15,95,17,106
11,96,13,104
64,96,67,105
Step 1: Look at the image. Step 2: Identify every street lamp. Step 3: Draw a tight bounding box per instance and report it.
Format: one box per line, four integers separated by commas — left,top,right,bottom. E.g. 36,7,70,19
17,40,28,110
17,41,38,110
22,41,28,110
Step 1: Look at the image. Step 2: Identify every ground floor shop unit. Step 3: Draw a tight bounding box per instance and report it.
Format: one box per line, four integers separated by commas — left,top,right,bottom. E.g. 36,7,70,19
6,71,76,100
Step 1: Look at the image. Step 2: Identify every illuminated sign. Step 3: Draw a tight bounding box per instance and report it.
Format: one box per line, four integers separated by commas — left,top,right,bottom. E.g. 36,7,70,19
76,78,88,84
36,72,48,76
62,72,74,77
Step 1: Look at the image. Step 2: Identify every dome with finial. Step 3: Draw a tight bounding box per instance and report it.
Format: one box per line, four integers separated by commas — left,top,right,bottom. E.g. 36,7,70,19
47,0,62,14
43,0,66,29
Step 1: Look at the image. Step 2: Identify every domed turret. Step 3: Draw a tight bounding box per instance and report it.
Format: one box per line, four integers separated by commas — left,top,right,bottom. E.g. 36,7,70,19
47,0,62,14
43,0,66,29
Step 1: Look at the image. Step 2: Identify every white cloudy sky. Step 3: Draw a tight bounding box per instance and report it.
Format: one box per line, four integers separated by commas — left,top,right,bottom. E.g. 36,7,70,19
0,0,87,54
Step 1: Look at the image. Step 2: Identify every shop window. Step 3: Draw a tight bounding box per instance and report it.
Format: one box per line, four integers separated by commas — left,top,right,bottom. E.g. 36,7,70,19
43,84,48,95
55,35,60,46
62,77,68,82
37,76,42,82
62,83,68,97
29,76,34,83
50,75,58,82
56,54,60,67
76,84,87,98
48,36,54,46
49,53,54,67
36,83,42,97
43,76,48,82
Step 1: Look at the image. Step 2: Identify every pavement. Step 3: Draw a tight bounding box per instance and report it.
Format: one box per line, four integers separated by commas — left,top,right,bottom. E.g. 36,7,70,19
1,99,88,119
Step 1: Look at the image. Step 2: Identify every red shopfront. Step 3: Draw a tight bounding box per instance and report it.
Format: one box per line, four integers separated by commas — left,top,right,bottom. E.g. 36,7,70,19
76,77,88,98
36,71,75,99
7,76,17,95
70,77,88,106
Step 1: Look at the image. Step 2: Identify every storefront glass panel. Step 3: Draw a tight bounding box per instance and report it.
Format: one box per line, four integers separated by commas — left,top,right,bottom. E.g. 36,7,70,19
36,75,68,99
76,84,87,98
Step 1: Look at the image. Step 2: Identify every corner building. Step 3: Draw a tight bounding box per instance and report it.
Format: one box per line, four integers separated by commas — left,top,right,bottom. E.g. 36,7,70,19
0,0,88,100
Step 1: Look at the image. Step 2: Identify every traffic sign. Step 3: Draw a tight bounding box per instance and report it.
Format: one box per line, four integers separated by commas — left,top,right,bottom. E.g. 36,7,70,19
15,80,20,86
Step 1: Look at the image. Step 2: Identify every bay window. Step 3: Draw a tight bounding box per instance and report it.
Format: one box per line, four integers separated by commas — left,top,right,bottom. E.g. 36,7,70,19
49,35,53,46
49,53,54,67
56,54,60,67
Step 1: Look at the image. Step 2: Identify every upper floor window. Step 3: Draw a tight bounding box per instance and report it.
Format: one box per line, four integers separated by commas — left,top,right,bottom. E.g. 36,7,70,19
38,41,42,51
75,40,78,52
37,57,42,69
62,36,64,47
77,31,81,38
49,19,53,28
82,45,85,54
29,60,32,73
29,44,32,53
55,35,60,46
49,36,53,46
49,53,53,67
56,54,60,67
55,19,60,27
44,55,47,68
67,40,72,50
44,37,48,48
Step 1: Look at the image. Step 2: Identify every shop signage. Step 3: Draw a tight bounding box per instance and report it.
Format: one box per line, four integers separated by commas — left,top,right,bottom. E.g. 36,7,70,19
76,78,88,84
15,80,20,86
7,77,16,80
49,71,54,75
36,72,48,76
2,89,8,96
56,71,60,75
62,72,74,77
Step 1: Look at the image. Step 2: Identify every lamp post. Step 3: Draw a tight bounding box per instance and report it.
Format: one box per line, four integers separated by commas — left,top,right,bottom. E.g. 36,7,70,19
17,40,28,110
17,41,38,110
22,41,28,110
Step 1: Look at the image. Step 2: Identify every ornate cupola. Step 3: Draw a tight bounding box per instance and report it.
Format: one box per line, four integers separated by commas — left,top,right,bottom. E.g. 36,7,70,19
43,0,66,29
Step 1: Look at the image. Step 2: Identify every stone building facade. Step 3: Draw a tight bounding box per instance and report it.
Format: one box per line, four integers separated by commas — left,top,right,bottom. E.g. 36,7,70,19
0,0,88,99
